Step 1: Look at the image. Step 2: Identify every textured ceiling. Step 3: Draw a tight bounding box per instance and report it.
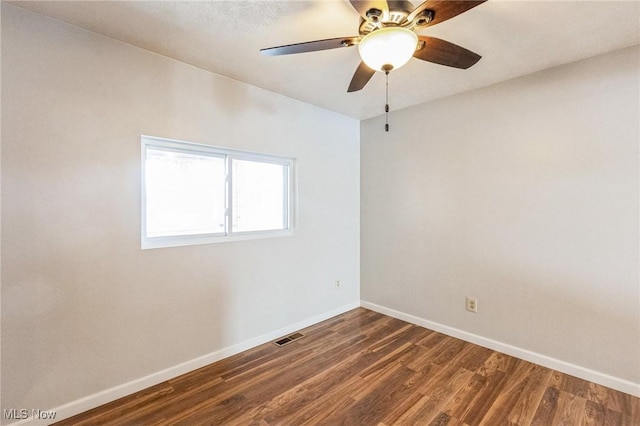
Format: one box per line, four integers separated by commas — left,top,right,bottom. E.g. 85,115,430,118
9,0,640,120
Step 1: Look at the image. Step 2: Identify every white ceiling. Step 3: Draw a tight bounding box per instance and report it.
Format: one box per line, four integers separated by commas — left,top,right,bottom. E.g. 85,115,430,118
9,0,640,120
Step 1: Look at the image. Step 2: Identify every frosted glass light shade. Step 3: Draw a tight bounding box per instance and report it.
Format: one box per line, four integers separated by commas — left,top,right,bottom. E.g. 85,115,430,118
358,27,418,72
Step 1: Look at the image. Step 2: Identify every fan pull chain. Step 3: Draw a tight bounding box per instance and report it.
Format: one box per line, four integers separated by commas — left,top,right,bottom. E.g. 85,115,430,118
384,69,390,132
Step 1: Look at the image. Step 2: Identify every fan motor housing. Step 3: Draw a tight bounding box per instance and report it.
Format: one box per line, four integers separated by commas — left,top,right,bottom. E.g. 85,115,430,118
387,1,415,15
359,2,434,36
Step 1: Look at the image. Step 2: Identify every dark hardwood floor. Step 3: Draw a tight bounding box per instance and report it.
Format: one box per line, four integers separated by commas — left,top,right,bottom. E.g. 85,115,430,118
55,308,640,425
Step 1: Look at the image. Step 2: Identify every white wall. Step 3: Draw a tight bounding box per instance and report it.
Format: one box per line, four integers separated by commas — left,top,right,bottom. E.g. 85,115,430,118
1,4,359,420
2,2,638,420
361,46,639,391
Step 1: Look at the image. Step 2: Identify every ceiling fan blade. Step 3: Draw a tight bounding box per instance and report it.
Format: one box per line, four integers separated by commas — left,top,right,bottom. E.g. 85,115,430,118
349,0,389,21
261,36,359,56
348,62,376,92
408,0,486,27
414,36,481,69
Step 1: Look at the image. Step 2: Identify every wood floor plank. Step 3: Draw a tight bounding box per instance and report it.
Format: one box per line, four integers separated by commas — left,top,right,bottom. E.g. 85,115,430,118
247,348,369,422
582,399,628,426
531,387,588,426
54,308,640,426
321,363,417,425
250,322,425,424
587,381,637,415
549,370,590,398
377,376,430,426
460,368,508,424
262,368,364,425
395,367,476,424
429,337,469,366
404,344,445,372
168,332,372,424
356,341,416,383
477,350,521,375
454,343,494,372
55,382,175,426
507,364,554,424
465,358,535,424
440,372,487,420
416,329,449,349
531,386,561,425
582,400,607,426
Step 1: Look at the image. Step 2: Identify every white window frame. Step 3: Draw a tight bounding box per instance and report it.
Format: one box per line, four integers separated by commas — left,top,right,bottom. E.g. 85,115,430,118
141,135,295,249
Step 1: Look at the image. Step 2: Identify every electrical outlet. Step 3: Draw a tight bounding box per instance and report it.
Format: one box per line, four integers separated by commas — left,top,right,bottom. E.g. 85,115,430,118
466,297,478,313
335,280,341,289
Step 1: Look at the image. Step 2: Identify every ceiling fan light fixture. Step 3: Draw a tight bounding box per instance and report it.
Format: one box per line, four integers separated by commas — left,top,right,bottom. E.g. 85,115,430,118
358,27,418,72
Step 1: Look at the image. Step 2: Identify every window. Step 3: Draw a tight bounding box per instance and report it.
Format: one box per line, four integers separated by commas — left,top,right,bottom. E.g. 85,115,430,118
141,136,294,249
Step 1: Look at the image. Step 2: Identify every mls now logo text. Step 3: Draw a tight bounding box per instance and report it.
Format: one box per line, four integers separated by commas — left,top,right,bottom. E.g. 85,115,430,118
3,409,57,420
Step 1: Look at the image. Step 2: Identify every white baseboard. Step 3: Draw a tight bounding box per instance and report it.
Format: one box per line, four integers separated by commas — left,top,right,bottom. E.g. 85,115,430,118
360,300,640,397
8,301,360,426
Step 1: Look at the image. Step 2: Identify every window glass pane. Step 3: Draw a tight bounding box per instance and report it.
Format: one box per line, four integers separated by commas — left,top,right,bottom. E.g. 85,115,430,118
145,148,226,237
232,159,287,233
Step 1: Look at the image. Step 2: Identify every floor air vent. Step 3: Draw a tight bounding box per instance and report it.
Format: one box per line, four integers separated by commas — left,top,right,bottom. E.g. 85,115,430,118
273,332,304,347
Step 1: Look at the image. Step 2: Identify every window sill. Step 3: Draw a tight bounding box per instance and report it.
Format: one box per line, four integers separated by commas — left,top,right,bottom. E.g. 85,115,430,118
141,229,294,250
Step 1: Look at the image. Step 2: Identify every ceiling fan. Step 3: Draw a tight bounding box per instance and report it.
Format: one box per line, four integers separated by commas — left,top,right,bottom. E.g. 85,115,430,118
261,0,487,93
